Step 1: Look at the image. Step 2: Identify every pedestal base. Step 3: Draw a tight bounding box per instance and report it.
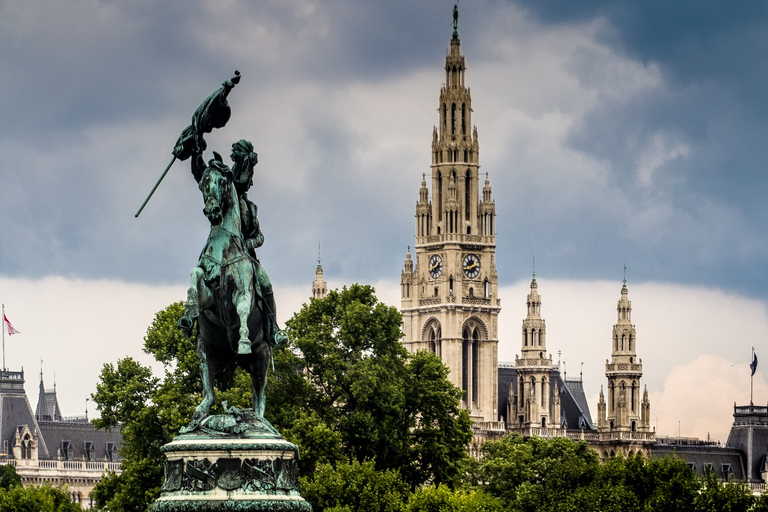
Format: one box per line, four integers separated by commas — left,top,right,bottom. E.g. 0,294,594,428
149,437,312,512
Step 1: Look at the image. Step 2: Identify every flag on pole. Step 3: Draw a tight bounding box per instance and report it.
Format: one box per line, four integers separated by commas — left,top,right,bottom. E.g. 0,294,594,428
2,314,19,335
751,352,758,376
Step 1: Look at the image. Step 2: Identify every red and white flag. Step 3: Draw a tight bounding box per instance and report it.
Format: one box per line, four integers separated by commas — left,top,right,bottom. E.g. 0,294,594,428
3,314,19,335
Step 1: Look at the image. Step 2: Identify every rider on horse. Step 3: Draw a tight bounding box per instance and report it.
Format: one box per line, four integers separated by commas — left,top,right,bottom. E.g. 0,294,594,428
179,137,287,349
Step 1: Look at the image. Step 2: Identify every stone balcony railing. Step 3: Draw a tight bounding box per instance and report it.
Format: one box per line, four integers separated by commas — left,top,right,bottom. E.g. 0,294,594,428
605,363,643,373
0,459,122,473
472,421,506,433
420,234,494,245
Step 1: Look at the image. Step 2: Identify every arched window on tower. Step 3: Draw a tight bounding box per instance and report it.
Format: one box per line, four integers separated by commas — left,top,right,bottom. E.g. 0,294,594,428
465,170,471,221
451,103,457,135
484,279,490,298
436,171,443,222
462,330,470,403
541,377,547,407
622,334,626,351
443,104,447,132
461,103,466,134
472,329,480,405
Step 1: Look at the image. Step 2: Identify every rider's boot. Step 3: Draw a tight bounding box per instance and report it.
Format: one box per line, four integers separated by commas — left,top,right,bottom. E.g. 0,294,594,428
264,290,289,347
178,299,199,339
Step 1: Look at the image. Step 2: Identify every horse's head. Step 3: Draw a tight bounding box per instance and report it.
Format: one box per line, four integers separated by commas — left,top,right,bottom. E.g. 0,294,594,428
200,161,234,226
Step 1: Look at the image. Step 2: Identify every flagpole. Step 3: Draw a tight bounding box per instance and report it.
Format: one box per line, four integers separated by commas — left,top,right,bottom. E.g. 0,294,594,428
752,346,755,406
2,304,5,372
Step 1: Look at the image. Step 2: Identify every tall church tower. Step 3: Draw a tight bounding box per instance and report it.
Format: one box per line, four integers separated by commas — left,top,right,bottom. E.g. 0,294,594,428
597,280,651,434
401,5,500,423
510,274,560,429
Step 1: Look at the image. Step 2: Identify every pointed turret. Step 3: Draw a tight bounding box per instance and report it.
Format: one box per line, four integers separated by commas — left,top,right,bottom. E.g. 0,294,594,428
513,273,556,429
602,279,649,434
311,249,327,300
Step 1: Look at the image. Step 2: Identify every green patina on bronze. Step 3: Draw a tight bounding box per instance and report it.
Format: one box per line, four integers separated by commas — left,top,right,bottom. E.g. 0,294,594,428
146,73,309,512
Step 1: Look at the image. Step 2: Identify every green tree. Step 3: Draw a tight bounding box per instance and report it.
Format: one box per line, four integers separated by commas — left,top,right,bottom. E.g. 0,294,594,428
0,484,81,512
693,470,753,512
91,302,255,511
300,459,409,512
268,284,472,489
0,465,20,490
407,485,504,512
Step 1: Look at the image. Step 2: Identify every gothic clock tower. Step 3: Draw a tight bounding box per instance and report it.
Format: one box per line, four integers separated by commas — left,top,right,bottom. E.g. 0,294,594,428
401,6,500,423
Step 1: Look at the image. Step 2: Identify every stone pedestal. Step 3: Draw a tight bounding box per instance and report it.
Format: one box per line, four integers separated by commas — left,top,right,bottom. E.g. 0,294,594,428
149,411,312,511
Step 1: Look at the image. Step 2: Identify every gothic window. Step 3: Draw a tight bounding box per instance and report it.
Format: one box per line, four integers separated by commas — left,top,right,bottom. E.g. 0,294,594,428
631,420,637,432
465,170,471,221
468,287,474,297
461,334,470,402
472,330,479,405
451,103,457,135
434,287,438,297
443,104,447,131
449,277,454,295
463,149,468,162
629,335,633,351
541,417,547,428
484,279,489,298
461,103,466,134
631,382,637,411
622,334,626,350
436,172,443,221
541,378,547,406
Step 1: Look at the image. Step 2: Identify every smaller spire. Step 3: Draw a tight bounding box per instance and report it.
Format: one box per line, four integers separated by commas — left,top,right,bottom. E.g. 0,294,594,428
532,257,537,285
622,263,627,291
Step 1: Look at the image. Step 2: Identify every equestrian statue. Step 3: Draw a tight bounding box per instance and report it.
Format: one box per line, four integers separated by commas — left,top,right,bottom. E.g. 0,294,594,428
140,71,288,434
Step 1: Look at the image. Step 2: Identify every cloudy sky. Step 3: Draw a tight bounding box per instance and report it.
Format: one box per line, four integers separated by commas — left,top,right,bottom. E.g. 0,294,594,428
2,0,768,441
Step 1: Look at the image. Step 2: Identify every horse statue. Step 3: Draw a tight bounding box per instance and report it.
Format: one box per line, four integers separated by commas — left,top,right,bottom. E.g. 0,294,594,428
178,157,274,432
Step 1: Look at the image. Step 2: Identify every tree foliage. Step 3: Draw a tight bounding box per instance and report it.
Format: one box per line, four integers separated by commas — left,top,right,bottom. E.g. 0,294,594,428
268,284,473,490
91,286,473,511
91,302,255,511
0,465,20,490
0,484,81,512
475,434,759,512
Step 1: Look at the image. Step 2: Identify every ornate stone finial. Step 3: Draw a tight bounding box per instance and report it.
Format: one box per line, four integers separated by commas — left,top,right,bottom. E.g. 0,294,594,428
317,243,322,267
532,257,536,284
452,3,459,37
623,263,627,286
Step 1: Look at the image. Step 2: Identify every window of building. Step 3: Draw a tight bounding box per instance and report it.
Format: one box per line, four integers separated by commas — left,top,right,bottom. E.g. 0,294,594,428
62,440,72,461
84,441,95,461
704,463,713,473
107,442,117,462
687,463,696,471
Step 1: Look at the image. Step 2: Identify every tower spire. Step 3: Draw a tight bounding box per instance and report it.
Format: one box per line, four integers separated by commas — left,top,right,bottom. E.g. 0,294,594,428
452,3,459,38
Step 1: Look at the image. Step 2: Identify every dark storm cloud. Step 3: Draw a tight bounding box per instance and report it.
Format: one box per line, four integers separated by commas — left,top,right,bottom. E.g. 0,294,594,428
3,0,768,300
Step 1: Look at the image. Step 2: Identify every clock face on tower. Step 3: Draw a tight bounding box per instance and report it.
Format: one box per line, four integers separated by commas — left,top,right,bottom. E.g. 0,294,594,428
463,254,480,279
429,255,443,279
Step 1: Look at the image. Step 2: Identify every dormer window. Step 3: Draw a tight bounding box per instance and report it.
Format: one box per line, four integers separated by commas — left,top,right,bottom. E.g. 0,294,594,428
84,441,95,461
106,442,117,462
62,440,72,461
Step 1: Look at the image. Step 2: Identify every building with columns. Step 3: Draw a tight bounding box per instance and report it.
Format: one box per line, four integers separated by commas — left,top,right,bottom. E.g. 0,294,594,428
400,11,500,425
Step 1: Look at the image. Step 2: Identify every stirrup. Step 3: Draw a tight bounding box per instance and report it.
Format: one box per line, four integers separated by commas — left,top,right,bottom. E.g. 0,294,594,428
272,330,289,348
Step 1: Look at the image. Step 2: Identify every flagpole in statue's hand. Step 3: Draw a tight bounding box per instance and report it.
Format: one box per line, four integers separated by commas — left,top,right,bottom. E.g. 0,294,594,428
134,70,241,218
135,156,177,218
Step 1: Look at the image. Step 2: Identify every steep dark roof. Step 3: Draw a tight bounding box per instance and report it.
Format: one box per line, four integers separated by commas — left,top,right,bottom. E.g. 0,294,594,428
497,364,596,432
38,421,121,462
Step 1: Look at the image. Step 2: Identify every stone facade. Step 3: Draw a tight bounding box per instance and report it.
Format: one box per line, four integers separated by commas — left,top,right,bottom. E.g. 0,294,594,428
0,370,121,508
